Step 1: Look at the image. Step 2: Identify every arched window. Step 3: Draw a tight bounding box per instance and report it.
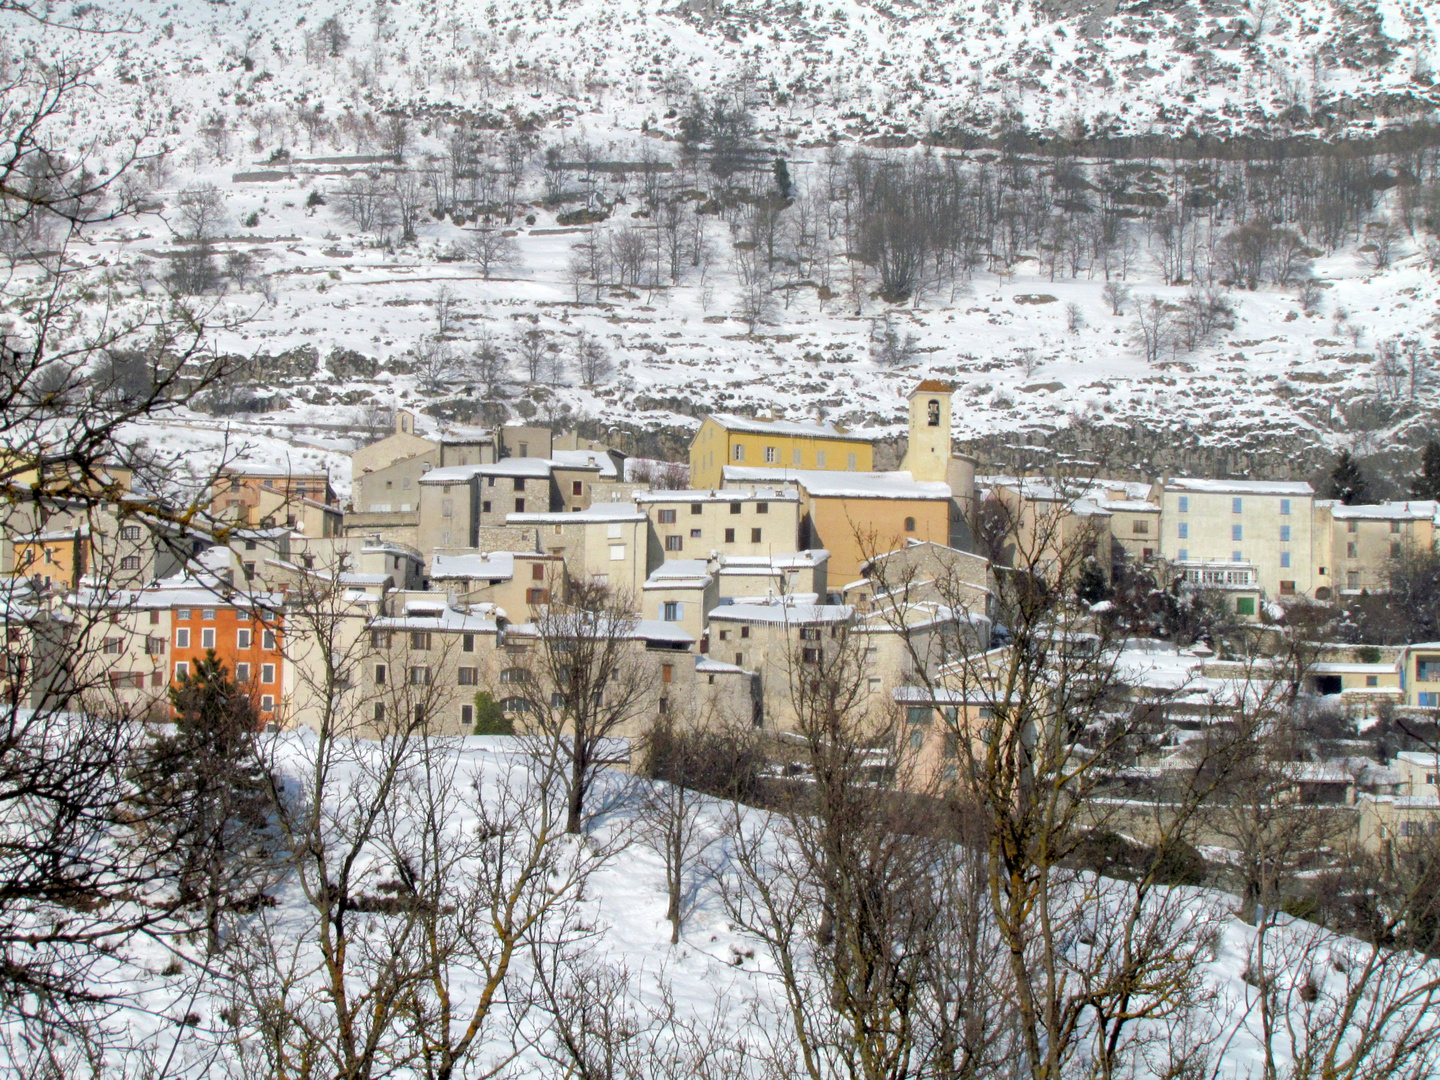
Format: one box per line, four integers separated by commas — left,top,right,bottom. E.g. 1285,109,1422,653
904,517,916,533
926,399,941,427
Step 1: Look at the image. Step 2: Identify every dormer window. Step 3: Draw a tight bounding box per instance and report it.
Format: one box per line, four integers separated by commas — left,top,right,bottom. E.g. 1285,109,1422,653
927,400,940,426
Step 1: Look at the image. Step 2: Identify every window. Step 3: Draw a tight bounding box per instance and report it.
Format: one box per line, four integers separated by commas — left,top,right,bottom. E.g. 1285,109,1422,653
374,663,386,685
1347,542,1358,559
1347,570,1361,589
150,610,160,625
1232,551,1243,563
1420,693,1439,708
245,539,258,551
904,517,916,533
1178,549,1188,561
145,636,165,656
756,502,768,515
867,677,882,694
1236,597,1256,616
1280,525,1291,542
441,498,454,519
258,663,274,683
1178,523,1188,539
1280,499,1291,515
151,671,163,688
459,667,478,685
103,638,121,655
1232,498,1242,513
530,562,546,582
515,498,525,513
373,702,386,725
1132,519,1149,535
121,525,142,541
665,535,684,551
1178,496,1188,513
662,602,681,622
175,628,190,648
408,666,431,685
729,502,742,515
662,663,674,684
1391,520,1402,534
1347,521,1358,534
201,628,216,649
234,662,250,684
463,633,475,653
461,704,474,727
740,626,750,639
690,528,702,538
500,667,530,684
261,695,274,712
908,706,931,726
174,661,188,680
1366,675,1379,687
847,453,857,470
482,501,492,513
927,399,941,426
732,444,745,461
658,509,677,524
1279,581,1296,595
371,630,391,649
120,555,141,570
793,449,803,465
689,503,702,515
747,527,762,543
572,480,583,497
1280,552,1291,568
816,451,827,468
802,648,821,664
411,631,432,650
1392,541,1403,558
799,627,821,641
1417,657,1440,681
764,446,777,463
609,545,626,561
724,528,736,543
512,477,525,492
1232,524,1243,541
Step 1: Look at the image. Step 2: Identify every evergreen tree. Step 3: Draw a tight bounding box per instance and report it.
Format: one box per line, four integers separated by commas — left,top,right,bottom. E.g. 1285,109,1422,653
135,651,277,954
773,156,794,200
1411,439,1440,500
1075,559,1111,607
1324,450,1369,505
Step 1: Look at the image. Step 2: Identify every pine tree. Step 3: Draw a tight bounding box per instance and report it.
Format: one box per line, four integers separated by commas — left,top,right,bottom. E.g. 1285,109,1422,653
1075,559,1111,606
1324,450,1369,505
1411,439,1440,500
135,651,277,954
773,156,794,201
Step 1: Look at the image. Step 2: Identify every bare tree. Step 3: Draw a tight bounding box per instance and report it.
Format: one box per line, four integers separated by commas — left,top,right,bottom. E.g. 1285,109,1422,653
469,227,521,279
1102,280,1131,316
175,182,227,240
414,335,456,393
516,327,558,384
509,579,654,834
573,329,613,387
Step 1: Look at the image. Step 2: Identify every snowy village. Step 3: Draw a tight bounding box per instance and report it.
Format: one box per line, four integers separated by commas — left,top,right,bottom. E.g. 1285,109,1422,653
3,0,1440,1072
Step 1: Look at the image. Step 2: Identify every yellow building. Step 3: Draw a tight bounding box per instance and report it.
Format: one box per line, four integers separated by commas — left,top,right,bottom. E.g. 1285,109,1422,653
723,465,952,587
689,412,873,491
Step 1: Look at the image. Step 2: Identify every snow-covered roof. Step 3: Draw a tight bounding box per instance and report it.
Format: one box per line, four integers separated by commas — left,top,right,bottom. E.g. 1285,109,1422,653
719,550,829,571
430,552,515,580
634,488,798,503
696,657,751,675
420,458,554,483
891,686,993,705
723,466,950,500
371,605,500,632
550,449,618,477
1322,500,1440,521
645,561,713,588
633,620,697,644
1311,662,1397,675
1163,477,1313,496
1393,750,1440,768
708,599,852,624
708,412,860,440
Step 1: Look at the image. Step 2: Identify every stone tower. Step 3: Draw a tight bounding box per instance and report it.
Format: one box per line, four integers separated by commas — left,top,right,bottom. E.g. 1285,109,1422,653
901,380,954,482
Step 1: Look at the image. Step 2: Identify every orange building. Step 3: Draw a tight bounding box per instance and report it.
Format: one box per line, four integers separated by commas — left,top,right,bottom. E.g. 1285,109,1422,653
213,466,338,523
167,588,286,723
11,527,93,589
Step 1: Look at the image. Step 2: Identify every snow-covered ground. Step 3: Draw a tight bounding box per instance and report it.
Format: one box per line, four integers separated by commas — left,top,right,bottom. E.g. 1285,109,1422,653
39,731,1436,1079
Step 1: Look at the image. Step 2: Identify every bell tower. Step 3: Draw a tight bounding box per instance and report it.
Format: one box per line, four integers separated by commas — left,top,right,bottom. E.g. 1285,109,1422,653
901,380,954,482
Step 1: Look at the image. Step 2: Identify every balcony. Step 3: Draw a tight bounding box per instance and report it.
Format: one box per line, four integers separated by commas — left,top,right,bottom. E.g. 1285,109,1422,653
1175,561,1258,591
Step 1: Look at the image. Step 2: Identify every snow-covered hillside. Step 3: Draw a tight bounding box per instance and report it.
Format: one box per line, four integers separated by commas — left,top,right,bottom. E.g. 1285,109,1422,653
45,732,1439,1079
4,0,1440,490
